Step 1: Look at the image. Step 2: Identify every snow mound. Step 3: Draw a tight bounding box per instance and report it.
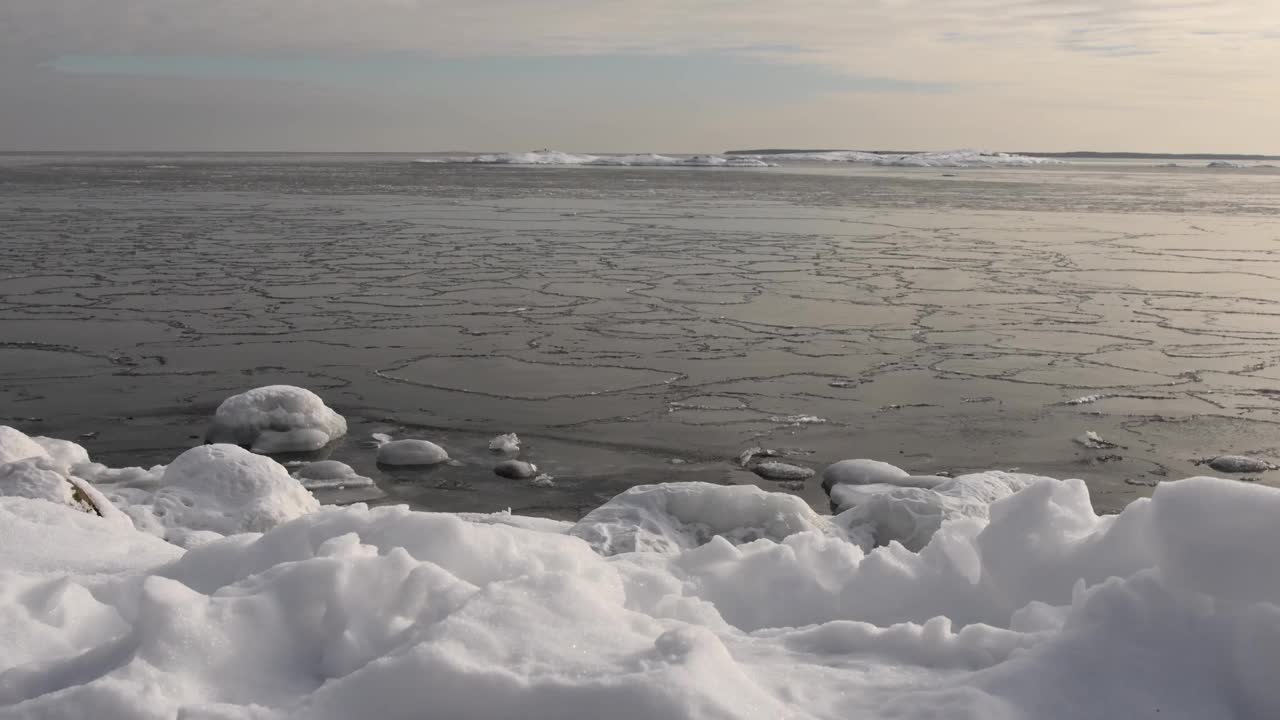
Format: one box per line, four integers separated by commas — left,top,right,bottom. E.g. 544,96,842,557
568,481,839,555
291,460,376,490
420,151,774,167
4,474,1280,718
376,438,450,466
132,445,320,538
0,426,49,465
207,385,347,454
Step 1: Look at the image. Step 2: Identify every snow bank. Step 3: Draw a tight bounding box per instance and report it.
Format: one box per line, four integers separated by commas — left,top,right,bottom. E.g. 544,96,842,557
2,474,1278,718
207,385,348,454
750,149,1063,167
418,151,774,167
3,425,1280,719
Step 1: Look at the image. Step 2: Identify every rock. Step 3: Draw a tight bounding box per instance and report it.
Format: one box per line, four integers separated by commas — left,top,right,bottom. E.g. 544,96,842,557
1206,455,1275,474
751,461,815,481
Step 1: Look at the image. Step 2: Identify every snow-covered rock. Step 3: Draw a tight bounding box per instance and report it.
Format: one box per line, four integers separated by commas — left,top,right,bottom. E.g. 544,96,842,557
207,385,348,454
493,459,538,479
568,481,839,555
488,433,521,453
376,438,450,466
144,444,319,536
291,460,376,490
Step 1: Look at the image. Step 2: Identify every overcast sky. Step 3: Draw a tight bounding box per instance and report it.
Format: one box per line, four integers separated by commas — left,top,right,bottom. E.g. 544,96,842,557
3,1,1278,153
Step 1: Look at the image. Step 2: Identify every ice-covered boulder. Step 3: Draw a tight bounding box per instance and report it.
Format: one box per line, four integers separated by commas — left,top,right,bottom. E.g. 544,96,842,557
0,458,90,510
821,458,932,493
207,385,347,454
137,444,319,537
376,439,450,466
569,481,839,555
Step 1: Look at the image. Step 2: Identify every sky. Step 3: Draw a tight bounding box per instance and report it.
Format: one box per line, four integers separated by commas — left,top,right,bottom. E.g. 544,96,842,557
2,1,1279,153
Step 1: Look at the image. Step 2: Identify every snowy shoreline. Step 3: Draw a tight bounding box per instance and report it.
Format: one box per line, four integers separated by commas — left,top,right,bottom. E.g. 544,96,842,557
3,386,1279,719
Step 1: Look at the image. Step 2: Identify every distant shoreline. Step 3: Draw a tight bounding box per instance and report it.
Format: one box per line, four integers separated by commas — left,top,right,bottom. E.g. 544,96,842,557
725,149,1280,160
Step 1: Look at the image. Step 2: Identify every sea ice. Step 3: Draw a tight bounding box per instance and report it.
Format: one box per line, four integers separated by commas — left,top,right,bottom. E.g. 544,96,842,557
207,385,348,454
748,149,1062,167
419,151,775,167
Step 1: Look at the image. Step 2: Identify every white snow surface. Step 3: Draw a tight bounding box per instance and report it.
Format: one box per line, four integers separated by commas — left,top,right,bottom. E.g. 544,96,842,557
3,429,1280,719
750,149,1063,167
417,151,774,167
207,385,348,454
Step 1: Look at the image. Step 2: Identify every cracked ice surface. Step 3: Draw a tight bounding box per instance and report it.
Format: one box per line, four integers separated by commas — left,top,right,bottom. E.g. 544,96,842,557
3,156,1280,514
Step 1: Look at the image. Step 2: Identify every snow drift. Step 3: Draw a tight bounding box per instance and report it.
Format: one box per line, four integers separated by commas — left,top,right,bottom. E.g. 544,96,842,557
2,423,1279,720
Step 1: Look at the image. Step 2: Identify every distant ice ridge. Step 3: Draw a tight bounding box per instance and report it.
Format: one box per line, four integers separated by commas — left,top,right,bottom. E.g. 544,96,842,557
415,150,774,167
748,148,1065,167
5,415,1280,718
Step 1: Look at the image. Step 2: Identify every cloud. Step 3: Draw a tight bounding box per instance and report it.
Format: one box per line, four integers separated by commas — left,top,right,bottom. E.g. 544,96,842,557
2,1,1278,151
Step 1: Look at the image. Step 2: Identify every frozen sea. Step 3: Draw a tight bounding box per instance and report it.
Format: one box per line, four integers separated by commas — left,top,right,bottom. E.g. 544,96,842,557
3,152,1280,517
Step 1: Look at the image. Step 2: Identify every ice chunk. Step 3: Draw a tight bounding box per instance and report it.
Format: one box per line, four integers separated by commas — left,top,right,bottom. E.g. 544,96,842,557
488,433,521,453
1074,430,1120,449
376,439,450,466
291,460,376,490
569,481,839,555
207,385,347,454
